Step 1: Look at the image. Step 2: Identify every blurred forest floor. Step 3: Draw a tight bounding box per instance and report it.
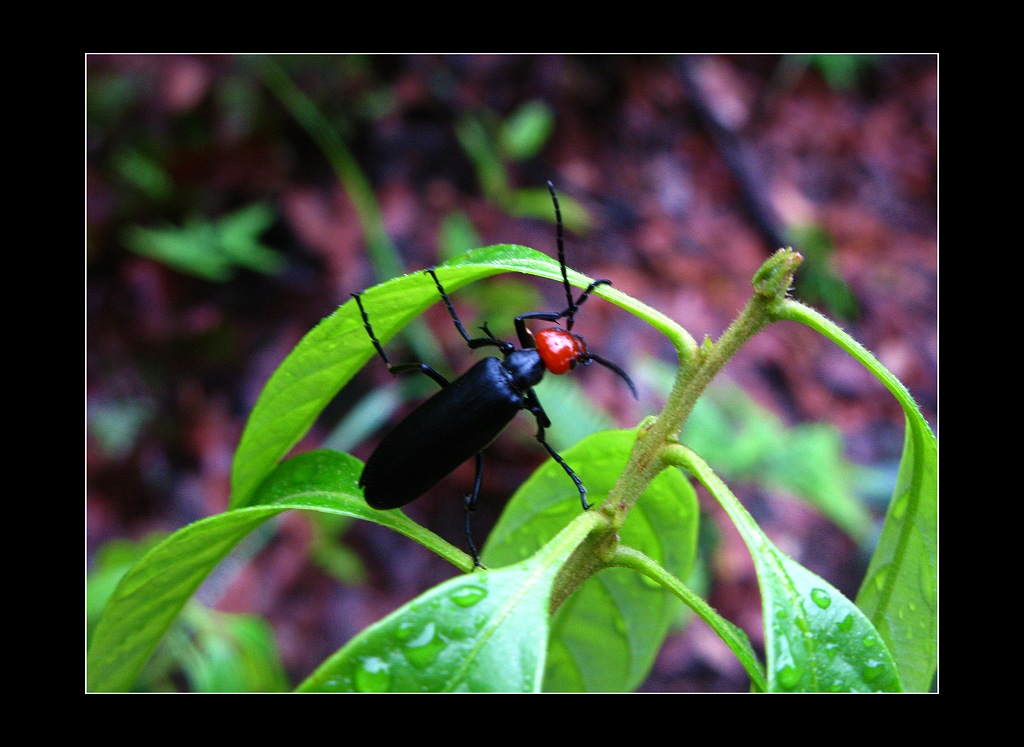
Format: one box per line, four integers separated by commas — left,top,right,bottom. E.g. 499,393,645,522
86,54,937,692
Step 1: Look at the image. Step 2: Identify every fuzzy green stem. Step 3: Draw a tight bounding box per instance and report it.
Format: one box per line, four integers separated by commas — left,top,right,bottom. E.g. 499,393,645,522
602,249,804,524
773,297,931,437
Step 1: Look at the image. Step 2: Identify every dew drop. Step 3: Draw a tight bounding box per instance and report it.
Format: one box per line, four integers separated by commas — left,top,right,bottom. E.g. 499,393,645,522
810,588,832,609
776,664,801,690
321,675,347,690
451,585,487,608
354,656,391,693
862,659,886,683
402,621,446,668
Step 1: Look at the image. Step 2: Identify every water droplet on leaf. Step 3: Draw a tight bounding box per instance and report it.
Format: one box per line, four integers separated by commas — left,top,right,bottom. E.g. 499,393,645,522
810,588,832,609
451,585,487,608
354,656,391,692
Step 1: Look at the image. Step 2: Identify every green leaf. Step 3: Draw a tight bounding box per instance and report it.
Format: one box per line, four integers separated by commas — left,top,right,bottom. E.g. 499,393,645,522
776,299,937,692
506,186,592,234
672,445,902,692
216,202,285,274
182,611,289,693
482,429,699,692
297,511,605,692
531,375,615,452
766,551,901,692
87,504,288,692
88,450,467,692
122,202,285,281
455,111,509,199
609,545,767,691
230,245,687,510
499,100,555,161
673,374,873,542
87,533,168,639
112,147,173,201
642,360,873,541
855,418,937,691
249,450,470,567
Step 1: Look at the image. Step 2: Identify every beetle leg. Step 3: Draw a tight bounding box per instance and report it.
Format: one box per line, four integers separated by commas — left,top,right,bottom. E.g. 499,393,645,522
563,278,612,331
352,293,451,388
523,388,552,429
526,279,613,334
525,391,589,511
427,269,513,354
479,321,500,341
385,362,450,389
514,311,561,349
352,291,394,366
513,273,610,342
464,452,484,568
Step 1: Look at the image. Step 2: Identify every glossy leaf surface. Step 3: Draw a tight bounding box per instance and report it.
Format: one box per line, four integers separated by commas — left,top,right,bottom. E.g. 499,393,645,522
299,512,603,692
776,299,937,691
88,450,465,692
483,429,699,691
676,446,902,692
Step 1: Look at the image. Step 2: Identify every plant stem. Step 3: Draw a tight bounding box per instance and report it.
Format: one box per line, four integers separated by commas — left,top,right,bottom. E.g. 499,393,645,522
609,545,767,691
602,249,804,523
773,297,932,437
548,251,802,611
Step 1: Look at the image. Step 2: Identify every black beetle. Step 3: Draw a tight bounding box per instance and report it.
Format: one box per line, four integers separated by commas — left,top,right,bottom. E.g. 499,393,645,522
352,182,636,566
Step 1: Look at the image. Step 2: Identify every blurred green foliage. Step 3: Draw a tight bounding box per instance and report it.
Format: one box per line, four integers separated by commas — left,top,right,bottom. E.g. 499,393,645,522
782,54,880,91
643,360,874,543
87,397,156,459
803,54,879,91
122,202,286,282
112,147,175,202
787,222,860,320
88,534,289,692
456,100,591,233
307,514,366,586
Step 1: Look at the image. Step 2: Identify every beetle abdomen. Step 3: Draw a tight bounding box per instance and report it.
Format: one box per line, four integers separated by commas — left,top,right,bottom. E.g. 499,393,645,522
360,357,526,509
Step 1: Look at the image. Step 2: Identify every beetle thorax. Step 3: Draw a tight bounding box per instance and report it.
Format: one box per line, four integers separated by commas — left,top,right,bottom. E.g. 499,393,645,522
503,349,546,391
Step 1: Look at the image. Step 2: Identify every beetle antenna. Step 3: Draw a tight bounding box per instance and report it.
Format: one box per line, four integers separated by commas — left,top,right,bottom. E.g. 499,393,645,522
547,180,576,325
584,352,639,400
